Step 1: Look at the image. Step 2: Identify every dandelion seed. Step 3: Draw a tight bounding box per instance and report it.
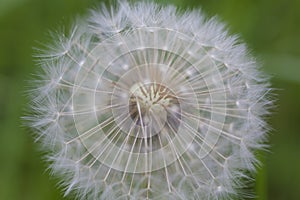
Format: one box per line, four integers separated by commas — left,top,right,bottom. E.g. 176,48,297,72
26,1,272,199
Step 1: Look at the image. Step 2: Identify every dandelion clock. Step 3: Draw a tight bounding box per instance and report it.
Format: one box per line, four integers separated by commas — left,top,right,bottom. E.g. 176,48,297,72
26,1,272,199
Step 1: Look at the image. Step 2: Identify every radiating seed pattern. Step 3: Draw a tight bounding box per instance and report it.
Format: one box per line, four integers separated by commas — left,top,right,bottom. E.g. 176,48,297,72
27,1,272,199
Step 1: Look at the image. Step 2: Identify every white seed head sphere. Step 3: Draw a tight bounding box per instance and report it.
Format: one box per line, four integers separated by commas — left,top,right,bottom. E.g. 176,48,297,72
28,1,272,200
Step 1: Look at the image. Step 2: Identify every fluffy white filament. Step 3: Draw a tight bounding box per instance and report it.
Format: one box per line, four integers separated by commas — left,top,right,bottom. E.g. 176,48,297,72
27,1,272,199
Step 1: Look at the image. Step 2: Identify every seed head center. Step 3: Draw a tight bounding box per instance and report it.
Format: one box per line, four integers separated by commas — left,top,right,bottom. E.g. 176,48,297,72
129,82,175,126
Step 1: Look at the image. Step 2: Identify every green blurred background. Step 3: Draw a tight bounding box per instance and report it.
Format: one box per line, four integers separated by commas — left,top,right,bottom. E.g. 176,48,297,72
0,0,299,199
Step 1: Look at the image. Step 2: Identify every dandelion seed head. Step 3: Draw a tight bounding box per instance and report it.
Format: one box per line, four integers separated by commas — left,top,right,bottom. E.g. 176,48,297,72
27,1,272,199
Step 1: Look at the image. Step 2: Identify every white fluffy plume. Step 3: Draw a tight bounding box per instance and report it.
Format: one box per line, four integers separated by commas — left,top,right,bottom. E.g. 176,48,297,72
27,1,272,199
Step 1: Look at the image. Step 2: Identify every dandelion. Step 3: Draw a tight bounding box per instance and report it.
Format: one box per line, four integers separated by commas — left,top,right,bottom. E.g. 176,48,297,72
27,1,272,199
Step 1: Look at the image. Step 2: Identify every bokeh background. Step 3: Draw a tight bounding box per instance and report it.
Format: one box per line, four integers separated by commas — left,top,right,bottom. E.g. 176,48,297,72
0,0,299,199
